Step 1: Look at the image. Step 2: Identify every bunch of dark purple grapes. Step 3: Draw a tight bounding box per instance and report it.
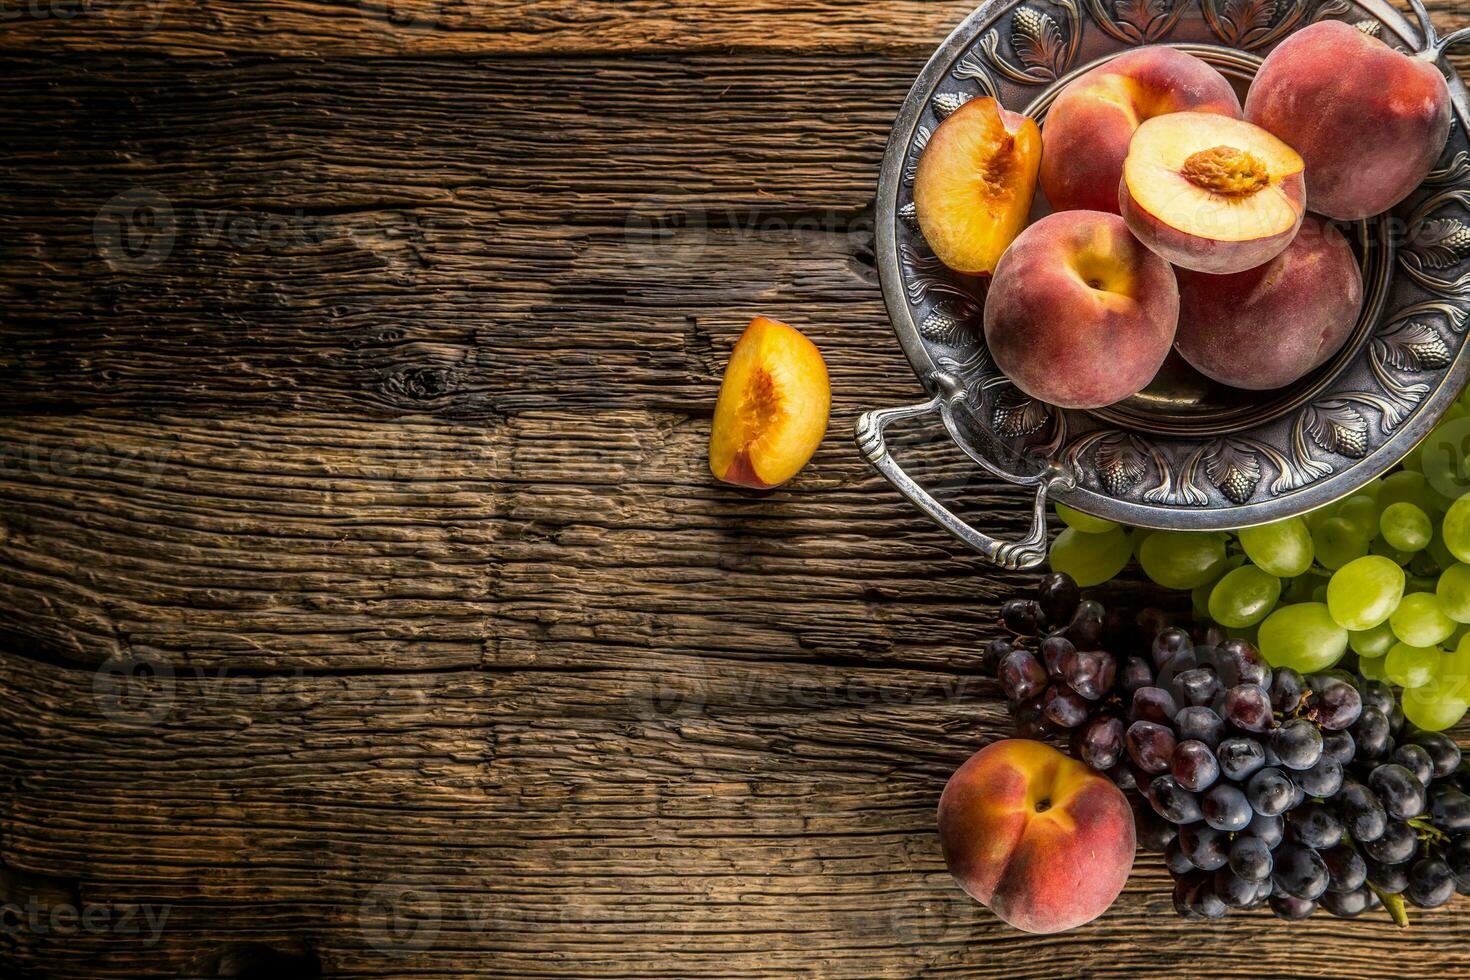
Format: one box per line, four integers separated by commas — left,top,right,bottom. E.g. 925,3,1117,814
985,571,1470,923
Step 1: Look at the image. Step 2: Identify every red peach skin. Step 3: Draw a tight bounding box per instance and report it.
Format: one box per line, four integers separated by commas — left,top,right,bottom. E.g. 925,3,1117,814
1040,46,1242,214
1175,214,1364,390
1245,20,1452,220
939,739,1136,934
984,210,1178,409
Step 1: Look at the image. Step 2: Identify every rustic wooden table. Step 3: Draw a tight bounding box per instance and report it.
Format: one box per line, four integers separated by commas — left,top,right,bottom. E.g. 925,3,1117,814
4,2,1470,977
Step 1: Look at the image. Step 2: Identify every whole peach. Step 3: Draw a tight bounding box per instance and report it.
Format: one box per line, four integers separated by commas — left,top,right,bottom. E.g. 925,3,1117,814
1245,20,1451,220
1174,214,1363,390
983,210,1178,409
1040,46,1242,213
938,739,1135,934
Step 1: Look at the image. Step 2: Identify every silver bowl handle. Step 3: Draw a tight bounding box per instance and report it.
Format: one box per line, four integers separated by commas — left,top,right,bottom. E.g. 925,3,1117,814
1407,0,1470,62
855,391,1072,570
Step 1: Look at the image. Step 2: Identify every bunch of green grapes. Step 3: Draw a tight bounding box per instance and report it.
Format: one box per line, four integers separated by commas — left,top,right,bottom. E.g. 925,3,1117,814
1050,394,1470,732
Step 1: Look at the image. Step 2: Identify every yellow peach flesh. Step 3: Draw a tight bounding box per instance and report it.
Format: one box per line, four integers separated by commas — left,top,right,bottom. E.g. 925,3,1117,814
1124,113,1304,244
708,317,830,489
914,97,1042,276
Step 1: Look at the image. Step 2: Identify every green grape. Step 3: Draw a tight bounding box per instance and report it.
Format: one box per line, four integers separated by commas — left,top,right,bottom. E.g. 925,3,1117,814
1380,470,1442,517
1208,564,1282,628
1226,623,1260,646
1411,548,1444,578
1236,518,1313,578
1401,677,1469,732
1325,555,1404,631
1303,502,1341,534
1138,531,1228,590
1336,493,1381,540
1422,525,1458,570
1048,526,1130,588
1282,569,1326,604
1191,581,1212,620
1441,641,1470,701
1379,501,1432,552
1417,416,1470,506
1311,516,1369,570
1054,503,1119,534
1384,641,1442,688
1389,591,1457,647
1358,653,1390,683
1442,493,1470,563
1436,562,1470,623
1348,621,1397,659
1368,537,1415,565
1257,602,1349,673
1130,528,1154,562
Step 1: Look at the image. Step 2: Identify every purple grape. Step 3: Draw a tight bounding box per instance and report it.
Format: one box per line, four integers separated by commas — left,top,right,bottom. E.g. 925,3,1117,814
1269,666,1306,714
1131,686,1179,726
1216,638,1271,688
1149,774,1204,823
1171,739,1220,792
1040,635,1073,679
999,649,1047,702
1062,648,1116,701
1062,599,1105,648
1119,656,1154,694
1151,627,1193,670
1126,721,1177,774
1223,685,1273,733
1079,716,1124,771
1001,598,1043,635
1202,783,1252,831
1042,684,1089,729
1175,706,1224,748
1216,736,1266,782
1391,743,1434,787
1175,666,1223,708
1035,572,1080,626
1309,680,1361,731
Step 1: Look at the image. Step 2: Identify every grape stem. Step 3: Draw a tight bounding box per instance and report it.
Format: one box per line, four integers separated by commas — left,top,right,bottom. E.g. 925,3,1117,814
1371,887,1410,929
1407,816,1450,846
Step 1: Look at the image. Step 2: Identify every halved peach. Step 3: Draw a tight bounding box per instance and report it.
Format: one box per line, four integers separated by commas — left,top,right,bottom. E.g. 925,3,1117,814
709,316,830,489
1040,46,1243,214
1120,112,1305,274
914,96,1042,276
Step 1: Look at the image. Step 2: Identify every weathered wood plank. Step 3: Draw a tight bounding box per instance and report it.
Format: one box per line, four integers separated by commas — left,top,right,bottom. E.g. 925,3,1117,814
0,55,904,417
0,0,977,57
4,652,1468,979
0,0,1463,58
0,409,1030,673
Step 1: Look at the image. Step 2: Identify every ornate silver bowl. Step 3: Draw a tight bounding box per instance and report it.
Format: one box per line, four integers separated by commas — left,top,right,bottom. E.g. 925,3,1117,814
857,0,1470,569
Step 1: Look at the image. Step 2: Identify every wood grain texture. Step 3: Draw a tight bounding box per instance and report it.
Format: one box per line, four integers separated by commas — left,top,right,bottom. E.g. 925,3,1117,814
4,3,1470,977
0,0,1463,58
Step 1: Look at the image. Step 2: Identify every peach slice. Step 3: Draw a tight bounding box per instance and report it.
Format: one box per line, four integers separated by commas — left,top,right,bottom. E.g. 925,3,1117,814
914,96,1042,276
1040,46,1243,214
1120,112,1306,275
984,210,1179,409
709,316,830,489
1246,20,1452,220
